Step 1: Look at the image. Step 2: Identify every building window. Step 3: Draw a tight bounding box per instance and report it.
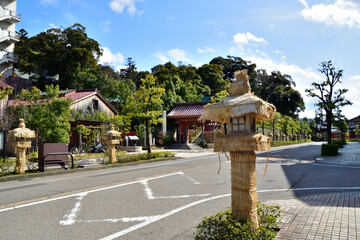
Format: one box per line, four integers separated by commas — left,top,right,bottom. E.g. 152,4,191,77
232,117,245,132
92,100,99,111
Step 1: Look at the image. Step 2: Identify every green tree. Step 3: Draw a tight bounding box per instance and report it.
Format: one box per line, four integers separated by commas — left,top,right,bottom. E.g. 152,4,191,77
258,70,305,117
15,24,102,90
209,56,258,93
10,85,72,143
354,125,360,138
124,74,165,154
306,61,352,144
280,115,293,136
268,112,282,137
197,64,230,93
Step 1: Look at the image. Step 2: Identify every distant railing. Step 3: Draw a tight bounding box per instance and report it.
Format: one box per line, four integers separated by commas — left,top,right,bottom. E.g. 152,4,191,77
0,50,18,64
0,7,21,21
0,29,20,41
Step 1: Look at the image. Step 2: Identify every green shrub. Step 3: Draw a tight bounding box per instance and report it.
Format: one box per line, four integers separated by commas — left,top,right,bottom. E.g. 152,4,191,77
332,140,344,148
116,151,175,163
341,139,347,145
199,140,208,148
321,143,338,156
194,203,281,240
0,158,15,176
270,139,310,147
26,151,39,171
163,135,171,145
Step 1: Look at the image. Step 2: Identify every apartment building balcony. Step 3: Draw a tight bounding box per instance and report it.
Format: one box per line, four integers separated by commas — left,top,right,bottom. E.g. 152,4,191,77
0,7,21,23
0,29,19,43
0,50,18,65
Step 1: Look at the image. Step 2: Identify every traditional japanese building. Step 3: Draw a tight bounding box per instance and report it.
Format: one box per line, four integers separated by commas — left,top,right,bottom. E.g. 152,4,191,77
167,102,218,143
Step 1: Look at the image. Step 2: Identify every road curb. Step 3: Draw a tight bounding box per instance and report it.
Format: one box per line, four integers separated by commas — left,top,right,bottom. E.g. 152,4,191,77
0,156,182,183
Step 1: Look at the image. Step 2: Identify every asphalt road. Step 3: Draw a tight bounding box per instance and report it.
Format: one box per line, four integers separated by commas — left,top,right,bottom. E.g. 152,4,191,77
1,141,360,239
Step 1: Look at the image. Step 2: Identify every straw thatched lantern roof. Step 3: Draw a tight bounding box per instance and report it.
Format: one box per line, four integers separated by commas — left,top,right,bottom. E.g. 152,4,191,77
199,70,275,123
199,70,276,152
9,119,35,141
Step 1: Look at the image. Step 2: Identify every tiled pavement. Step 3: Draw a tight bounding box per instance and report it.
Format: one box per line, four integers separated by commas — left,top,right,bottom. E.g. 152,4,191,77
268,192,360,239
316,142,360,167
269,142,360,239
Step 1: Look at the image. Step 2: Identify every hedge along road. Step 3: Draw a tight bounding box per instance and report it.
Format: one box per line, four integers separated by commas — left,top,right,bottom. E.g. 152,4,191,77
1,141,360,239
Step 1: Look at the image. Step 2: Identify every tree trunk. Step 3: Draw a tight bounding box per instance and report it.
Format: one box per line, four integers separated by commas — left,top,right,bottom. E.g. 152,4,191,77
230,151,258,227
145,117,151,154
326,111,332,144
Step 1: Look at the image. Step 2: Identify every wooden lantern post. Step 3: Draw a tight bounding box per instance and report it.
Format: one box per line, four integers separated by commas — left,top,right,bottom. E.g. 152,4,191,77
104,124,121,164
199,70,276,226
8,119,35,174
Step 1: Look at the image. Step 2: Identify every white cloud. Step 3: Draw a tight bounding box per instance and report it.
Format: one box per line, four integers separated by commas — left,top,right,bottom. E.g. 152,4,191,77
109,0,143,16
167,48,191,63
198,46,215,54
64,12,76,22
194,62,204,68
153,48,192,64
98,47,124,69
41,0,58,5
218,31,226,37
233,32,268,51
300,0,360,28
153,52,169,64
49,23,58,28
101,20,112,33
339,75,360,119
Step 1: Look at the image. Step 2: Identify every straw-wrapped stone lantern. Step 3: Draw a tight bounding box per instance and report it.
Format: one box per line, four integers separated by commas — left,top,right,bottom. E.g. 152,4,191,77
199,70,276,226
275,133,280,141
8,119,35,174
268,132,273,141
104,124,121,164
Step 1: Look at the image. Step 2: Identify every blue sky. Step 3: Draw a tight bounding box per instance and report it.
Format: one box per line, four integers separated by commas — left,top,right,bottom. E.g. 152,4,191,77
16,0,360,119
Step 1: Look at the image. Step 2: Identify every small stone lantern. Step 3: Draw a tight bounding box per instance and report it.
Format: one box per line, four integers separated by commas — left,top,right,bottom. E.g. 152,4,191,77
8,119,35,174
275,133,280,141
268,132,273,141
104,124,121,164
199,70,276,226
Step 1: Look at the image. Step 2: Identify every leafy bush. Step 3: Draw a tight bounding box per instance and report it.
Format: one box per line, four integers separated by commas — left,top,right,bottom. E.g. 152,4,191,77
194,203,281,240
26,151,39,171
163,135,171,145
321,143,338,156
332,140,344,148
116,151,175,163
199,140,208,148
0,158,15,176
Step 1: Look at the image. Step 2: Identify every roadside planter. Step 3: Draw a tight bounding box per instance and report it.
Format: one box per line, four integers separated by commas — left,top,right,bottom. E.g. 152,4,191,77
8,119,35,174
199,70,276,226
104,124,121,164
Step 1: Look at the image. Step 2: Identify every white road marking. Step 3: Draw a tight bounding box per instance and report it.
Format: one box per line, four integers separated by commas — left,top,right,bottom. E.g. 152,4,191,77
179,172,200,184
77,216,161,223
99,194,231,240
0,172,183,213
140,172,209,200
59,192,88,226
140,180,155,200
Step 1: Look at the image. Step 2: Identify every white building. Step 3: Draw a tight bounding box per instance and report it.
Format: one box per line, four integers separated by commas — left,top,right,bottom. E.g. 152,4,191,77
0,0,20,76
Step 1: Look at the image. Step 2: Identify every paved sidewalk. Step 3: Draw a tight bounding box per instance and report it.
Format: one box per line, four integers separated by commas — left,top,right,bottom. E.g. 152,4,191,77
268,192,360,240
270,142,360,239
316,142,360,167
